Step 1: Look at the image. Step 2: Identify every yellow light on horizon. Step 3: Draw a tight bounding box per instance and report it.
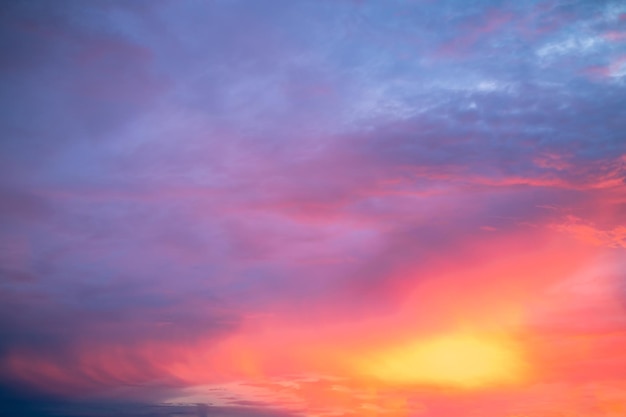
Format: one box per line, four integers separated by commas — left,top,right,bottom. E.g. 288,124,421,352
360,332,526,389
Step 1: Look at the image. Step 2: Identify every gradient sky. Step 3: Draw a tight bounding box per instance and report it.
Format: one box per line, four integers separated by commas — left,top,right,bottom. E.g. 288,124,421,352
1,0,626,416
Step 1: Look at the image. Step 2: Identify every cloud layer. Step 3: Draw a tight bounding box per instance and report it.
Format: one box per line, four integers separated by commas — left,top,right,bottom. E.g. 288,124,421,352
1,0,625,416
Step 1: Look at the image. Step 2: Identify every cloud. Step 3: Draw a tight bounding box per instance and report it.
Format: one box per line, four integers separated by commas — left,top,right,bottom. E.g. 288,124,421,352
554,215,626,248
0,0,626,415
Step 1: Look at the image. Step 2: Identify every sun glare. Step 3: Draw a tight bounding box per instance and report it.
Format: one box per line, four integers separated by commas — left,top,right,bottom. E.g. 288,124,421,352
361,332,526,388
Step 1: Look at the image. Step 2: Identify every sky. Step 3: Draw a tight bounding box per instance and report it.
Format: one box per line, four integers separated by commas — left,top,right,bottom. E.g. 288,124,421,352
1,0,626,416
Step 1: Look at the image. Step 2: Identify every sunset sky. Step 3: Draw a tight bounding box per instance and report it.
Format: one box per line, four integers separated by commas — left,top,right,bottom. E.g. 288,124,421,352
1,1,626,416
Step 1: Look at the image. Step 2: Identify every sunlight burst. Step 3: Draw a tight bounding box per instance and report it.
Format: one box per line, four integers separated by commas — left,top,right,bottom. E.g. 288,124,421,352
361,332,526,388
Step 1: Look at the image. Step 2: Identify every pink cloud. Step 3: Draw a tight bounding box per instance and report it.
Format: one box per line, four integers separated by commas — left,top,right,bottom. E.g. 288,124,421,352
604,31,626,42
553,215,626,248
585,55,626,79
434,8,514,58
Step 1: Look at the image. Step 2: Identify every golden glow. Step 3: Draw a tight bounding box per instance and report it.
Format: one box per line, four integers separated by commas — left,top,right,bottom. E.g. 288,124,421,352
360,332,525,388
